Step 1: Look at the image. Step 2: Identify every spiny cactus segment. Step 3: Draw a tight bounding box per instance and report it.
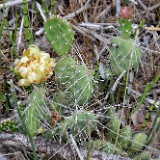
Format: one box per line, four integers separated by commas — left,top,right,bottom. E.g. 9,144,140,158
133,151,151,160
25,87,46,136
86,140,123,155
54,56,93,105
108,113,121,139
130,132,147,152
119,18,133,39
109,37,141,76
54,56,76,84
44,16,74,56
119,126,132,150
58,111,97,144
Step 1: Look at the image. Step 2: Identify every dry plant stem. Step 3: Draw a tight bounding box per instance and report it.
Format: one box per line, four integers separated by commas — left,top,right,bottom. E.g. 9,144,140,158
137,0,147,10
126,70,134,105
115,0,121,16
67,133,84,160
0,0,31,9
64,0,91,20
72,25,94,41
75,26,110,45
112,70,126,93
0,133,129,160
125,86,160,108
103,70,126,102
93,42,99,61
36,2,46,21
95,5,111,22
145,27,160,31
35,28,44,36
17,17,24,52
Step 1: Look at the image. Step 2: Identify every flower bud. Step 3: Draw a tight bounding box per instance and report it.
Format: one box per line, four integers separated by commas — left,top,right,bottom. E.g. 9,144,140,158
119,6,132,19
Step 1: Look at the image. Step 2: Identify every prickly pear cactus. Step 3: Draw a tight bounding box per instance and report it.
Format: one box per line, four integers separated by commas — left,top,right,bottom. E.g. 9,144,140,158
58,111,97,143
130,132,147,152
119,126,132,150
119,18,132,39
109,37,141,76
65,65,93,105
54,56,76,84
44,16,74,56
133,151,151,160
86,140,123,155
25,86,46,136
108,114,121,140
54,56,93,105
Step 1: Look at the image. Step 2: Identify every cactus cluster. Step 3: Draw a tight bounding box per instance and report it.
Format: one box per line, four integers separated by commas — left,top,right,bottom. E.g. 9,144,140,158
109,37,141,76
58,111,97,144
106,110,148,158
54,56,93,106
109,6,141,76
44,16,74,56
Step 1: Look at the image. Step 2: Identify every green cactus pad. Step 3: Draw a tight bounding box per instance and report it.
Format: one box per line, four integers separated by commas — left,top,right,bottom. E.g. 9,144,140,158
54,56,93,105
119,18,132,39
58,111,97,143
109,37,141,76
65,65,93,105
54,56,76,84
108,114,121,139
130,132,147,151
133,151,151,160
119,126,132,150
86,140,123,155
25,87,46,136
44,16,74,56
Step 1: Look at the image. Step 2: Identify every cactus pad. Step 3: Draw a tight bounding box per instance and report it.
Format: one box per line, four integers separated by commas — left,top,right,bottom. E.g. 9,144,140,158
54,56,93,105
58,111,97,143
54,56,76,84
119,126,132,150
109,37,141,76
119,18,132,39
86,140,123,155
130,132,147,151
65,65,93,105
108,114,121,139
44,16,74,56
25,87,46,136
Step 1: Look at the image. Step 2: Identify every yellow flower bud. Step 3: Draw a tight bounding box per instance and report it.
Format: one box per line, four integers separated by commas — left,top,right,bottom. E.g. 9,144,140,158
15,44,56,86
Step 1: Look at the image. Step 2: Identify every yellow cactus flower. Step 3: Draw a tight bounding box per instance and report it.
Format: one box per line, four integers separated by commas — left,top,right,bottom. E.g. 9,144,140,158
15,44,56,86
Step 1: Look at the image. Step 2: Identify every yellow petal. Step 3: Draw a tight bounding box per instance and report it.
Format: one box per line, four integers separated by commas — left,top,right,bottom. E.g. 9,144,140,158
18,79,30,86
20,56,29,63
18,66,28,78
